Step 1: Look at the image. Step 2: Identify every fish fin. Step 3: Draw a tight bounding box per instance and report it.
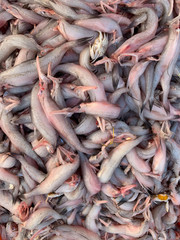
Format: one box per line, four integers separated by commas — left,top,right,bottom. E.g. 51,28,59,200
51,106,82,117
141,102,146,113
76,36,94,46
125,20,137,30
149,100,154,112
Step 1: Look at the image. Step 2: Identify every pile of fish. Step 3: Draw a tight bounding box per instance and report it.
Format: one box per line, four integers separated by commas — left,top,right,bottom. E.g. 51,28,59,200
0,0,180,239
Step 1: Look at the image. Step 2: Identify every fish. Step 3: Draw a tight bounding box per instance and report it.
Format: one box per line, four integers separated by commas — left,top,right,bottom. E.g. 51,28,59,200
0,1,179,239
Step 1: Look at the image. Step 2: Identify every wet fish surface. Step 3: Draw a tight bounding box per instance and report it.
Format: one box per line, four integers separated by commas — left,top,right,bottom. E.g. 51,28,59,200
0,0,179,239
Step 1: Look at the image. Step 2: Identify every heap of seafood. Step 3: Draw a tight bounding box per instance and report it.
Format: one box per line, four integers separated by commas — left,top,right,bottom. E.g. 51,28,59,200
0,0,179,239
